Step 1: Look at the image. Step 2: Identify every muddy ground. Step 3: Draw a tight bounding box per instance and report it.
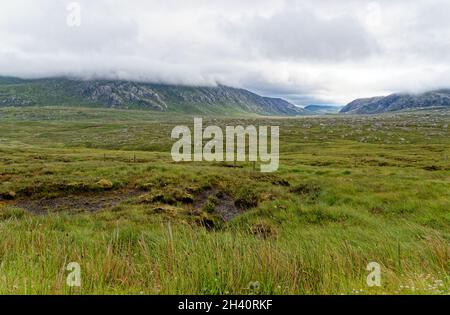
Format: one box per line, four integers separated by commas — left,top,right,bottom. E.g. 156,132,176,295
10,187,244,221
14,189,146,214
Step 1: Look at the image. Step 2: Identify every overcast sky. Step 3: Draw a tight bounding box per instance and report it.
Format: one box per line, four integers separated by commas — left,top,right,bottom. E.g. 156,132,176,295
1,0,450,105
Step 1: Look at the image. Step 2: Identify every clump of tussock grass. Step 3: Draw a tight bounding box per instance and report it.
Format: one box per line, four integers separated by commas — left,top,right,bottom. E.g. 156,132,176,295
0,207,27,221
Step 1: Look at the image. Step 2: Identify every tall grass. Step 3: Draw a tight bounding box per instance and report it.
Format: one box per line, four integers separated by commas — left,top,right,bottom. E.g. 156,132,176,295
0,209,448,294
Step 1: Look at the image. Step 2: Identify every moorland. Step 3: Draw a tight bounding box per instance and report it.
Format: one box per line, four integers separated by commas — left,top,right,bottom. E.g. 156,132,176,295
0,106,449,294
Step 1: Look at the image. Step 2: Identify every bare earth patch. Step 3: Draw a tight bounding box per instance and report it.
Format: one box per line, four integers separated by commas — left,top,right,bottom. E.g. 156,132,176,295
193,188,241,221
14,189,145,214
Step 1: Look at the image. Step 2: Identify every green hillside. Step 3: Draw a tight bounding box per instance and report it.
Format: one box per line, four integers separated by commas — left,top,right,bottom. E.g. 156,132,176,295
0,77,304,116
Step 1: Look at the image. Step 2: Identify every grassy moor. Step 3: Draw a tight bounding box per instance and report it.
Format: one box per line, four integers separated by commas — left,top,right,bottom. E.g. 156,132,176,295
0,106,448,294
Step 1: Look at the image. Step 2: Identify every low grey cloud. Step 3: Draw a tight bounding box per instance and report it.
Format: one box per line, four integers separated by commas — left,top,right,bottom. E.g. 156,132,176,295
1,0,450,105
223,8,379,62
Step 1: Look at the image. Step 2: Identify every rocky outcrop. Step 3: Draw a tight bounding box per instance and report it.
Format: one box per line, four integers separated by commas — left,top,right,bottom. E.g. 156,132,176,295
79,81,168,110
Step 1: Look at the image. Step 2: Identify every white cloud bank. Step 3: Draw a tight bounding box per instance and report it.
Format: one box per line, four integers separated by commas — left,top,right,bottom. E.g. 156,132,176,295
1,0,450,105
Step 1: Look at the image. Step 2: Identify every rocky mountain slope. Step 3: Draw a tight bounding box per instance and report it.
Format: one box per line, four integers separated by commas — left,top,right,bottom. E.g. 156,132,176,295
0,77,304,116
341,90,450,114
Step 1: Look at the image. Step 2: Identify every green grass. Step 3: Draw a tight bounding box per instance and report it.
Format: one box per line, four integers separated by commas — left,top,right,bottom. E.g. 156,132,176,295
0,106,449,294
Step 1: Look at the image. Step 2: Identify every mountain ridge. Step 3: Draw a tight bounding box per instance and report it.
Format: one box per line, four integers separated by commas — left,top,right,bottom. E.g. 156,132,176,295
341,90,450,114
0,76,304,116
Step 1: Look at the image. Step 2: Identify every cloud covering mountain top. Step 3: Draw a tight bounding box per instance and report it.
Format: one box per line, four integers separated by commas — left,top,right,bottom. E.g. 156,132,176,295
1,0,450,105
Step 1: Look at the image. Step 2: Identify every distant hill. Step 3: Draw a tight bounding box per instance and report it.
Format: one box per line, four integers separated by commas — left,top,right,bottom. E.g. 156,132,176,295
0,77,304,116
304,105,343,114
341,90,450,114
0,76,27,85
